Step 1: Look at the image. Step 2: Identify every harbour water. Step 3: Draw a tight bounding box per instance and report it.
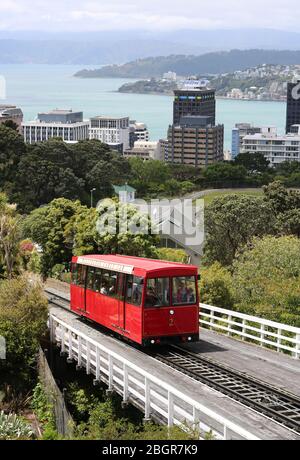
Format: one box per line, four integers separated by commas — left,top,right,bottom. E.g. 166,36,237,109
0,64,286,150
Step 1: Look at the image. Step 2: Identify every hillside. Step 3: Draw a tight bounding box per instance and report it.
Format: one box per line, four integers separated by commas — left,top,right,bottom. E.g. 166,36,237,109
74,50,300,79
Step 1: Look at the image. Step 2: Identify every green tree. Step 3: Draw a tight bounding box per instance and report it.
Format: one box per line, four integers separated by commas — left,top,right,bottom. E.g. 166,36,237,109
203,162,247,184
156,248,189,263
235,152,270,173
200,262,234,309
232,236,300,326
263,181,300,237
204,195,276,266
23,198,82,276
2,120,19,131
0,276,48,390
129,158,171,195
0,124,26,193
66,199,158,258
0,194,22,278
263,180,300,214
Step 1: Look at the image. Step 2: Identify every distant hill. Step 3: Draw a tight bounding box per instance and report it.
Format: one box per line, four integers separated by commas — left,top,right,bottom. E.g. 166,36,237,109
1,28,300,64
74,50,300,79
0,39,206,65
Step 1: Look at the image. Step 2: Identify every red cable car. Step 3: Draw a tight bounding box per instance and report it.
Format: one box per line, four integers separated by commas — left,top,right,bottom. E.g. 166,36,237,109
70,255,200,346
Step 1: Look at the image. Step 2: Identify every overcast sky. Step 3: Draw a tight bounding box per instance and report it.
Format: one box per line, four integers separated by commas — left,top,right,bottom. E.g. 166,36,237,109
1,0,300,32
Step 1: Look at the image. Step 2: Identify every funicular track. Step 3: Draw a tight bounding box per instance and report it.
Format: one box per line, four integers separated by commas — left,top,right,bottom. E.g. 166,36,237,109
45,287,300,434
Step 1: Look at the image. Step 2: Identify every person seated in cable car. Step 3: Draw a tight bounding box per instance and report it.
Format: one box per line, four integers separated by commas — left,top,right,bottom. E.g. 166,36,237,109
145,286,159,307
176,282,188,303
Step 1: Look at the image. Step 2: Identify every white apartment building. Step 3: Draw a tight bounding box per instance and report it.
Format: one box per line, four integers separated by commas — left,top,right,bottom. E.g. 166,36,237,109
22,109,89,144
89,116,130,152
241,125,300,166
129,121,149,143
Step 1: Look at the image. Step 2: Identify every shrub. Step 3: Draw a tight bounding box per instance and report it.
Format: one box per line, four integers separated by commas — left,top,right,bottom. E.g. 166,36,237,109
0,411,34,440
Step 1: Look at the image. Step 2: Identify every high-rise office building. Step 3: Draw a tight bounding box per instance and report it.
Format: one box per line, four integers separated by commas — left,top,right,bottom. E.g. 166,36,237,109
169,85,223,167
173,88,216,125
286,80,300,134
168,116,224,167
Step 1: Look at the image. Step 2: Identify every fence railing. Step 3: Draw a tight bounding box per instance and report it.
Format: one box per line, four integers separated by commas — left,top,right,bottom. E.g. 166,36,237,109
200,304,300,359
49,313,259,440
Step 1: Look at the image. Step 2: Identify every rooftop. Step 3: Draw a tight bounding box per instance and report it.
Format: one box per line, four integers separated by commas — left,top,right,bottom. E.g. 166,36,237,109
73,254,197,275
113,184,136,194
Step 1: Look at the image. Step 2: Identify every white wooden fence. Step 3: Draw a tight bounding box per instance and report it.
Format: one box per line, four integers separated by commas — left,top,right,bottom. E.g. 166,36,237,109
200,304,300,359
49,313,259,440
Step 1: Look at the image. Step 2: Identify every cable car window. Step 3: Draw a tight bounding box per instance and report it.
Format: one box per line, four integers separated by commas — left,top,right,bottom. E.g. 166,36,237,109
100,270,117,297
172,276,197,306
71,263,77,285
100,270,110,295
77,265,86,288
145,278,169,308
126,276,143,306
86,267,96,290
93,268,102,293
108,272,118,297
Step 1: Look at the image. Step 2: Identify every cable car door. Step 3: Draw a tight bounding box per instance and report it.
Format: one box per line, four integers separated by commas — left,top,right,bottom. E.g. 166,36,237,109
117,273,126,331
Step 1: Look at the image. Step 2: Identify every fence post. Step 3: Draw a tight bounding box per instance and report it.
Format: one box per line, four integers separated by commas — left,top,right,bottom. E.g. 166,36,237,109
76,336,82,370
168,392,174,427
294,334,300,360
67,330,73,362
86,342,91,375
210,310,215,330
60,326,66,354
122,363,129,407
144,377,151,421
95,347,100,381
242,319,246,341
227,315,232,336
260,324,265,346
49,315,54,343
277,329,282,353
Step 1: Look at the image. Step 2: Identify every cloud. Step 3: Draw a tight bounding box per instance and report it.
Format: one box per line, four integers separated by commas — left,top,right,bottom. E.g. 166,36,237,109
1,0,300,32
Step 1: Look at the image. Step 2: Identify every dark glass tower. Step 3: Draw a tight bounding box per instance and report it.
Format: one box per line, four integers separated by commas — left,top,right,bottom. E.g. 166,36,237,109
173,88,216,126
286,80,300,134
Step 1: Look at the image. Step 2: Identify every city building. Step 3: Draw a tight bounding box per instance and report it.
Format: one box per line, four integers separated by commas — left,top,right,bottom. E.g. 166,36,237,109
168,116,224,167
286,80,300,133
129,121,149,147
159,139,169,161
124,141,162,161
163,71,177,81
241,125,300,166
224,150,232,161
22,109,89,144
231,123,262,158
173,88,216,125
0,105,23,131
89,116,130,153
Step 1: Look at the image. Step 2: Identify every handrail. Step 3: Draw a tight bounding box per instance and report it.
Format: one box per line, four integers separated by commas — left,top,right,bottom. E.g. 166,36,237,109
49,313,259,440
200,303,300,359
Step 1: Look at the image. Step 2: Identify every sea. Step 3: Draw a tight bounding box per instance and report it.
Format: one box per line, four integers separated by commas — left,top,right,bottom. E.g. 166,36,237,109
0,64,287,150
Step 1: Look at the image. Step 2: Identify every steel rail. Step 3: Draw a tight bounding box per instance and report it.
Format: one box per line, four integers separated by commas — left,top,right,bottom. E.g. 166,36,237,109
151,346,300,434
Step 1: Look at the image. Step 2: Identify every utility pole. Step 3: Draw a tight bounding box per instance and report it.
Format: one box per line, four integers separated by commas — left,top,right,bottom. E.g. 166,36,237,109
90,188,96,208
